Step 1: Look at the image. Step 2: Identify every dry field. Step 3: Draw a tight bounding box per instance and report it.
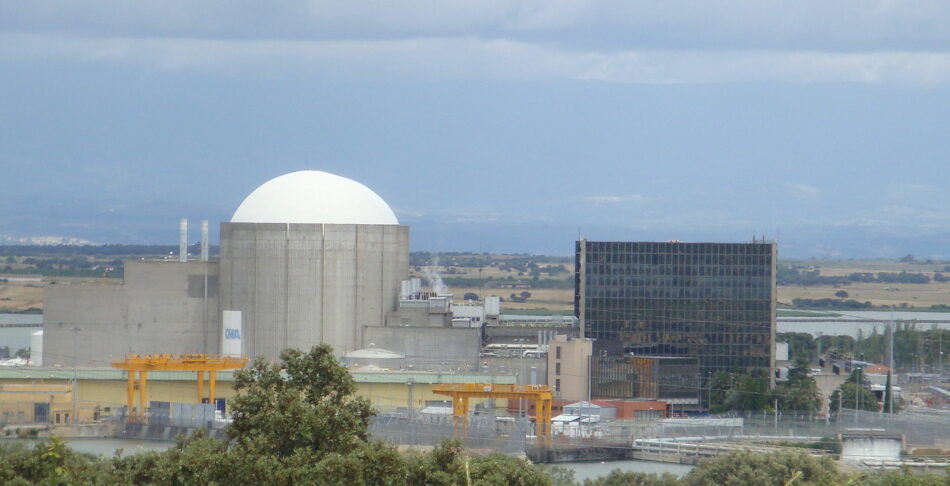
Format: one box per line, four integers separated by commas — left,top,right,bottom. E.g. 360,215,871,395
4,259,947,315
779,260,950,308
449,287,573,312
421,259,950,312
0,277,120,313
777,282,950,308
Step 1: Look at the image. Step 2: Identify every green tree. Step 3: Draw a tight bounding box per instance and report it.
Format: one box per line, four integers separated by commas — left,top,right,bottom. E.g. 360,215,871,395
773,354,822,414
582,469,681,486
0,435,112,485
227,345,374,459
830,370,879,413
728,373,769,412
683,451,841,486
406,439,550,486
707,371,735,413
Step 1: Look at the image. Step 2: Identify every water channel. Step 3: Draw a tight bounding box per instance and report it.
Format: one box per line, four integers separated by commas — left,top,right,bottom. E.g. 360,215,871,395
778,310,950,338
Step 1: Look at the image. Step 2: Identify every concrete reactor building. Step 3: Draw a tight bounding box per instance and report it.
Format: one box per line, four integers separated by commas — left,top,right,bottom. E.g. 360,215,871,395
43,170,410,364
220,171,408,359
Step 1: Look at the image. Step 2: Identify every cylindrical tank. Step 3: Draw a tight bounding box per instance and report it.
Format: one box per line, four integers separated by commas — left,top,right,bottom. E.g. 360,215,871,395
29,330,42,366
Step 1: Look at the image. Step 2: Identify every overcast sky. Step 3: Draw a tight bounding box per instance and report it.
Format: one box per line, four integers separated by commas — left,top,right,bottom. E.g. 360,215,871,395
2,1,949,257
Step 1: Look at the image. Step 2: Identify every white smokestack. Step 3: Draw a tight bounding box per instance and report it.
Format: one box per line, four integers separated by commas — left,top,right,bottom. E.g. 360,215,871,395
179,218,188,263
201,220,209,261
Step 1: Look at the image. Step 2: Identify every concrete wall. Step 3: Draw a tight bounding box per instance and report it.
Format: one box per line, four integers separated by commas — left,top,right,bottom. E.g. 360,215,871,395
548,335,592,402
484,325,576,345
362,326,480,364
43,261,220,365
480,356,548,385
385,305,453,328
841,434,903,461
219,222,409,359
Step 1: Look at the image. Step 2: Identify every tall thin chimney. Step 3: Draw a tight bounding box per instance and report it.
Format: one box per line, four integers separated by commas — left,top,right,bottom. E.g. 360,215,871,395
201,220,209,261
179,218,188,263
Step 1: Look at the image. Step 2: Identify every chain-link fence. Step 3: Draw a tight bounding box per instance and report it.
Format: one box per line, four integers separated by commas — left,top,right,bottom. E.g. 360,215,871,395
368,407,950,457
369,411,530,454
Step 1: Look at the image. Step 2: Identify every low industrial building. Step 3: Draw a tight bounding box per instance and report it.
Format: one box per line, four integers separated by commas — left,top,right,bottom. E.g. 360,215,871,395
0,367,517,427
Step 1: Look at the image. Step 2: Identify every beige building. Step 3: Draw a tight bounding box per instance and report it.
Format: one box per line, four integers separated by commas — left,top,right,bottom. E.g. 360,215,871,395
547,335,592,402
0,367,517,426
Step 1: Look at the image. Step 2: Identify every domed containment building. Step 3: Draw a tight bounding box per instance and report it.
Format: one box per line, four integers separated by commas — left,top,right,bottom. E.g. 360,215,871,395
42,171,409,364
220,171,408,358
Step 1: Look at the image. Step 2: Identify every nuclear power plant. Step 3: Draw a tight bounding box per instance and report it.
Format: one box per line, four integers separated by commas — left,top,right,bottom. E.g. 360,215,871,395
41,170,463,365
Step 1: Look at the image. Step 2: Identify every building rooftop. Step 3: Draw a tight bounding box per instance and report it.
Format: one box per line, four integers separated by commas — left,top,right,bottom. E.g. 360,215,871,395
0,367,517,385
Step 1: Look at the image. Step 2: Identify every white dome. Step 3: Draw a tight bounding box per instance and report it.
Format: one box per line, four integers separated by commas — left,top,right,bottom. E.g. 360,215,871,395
231,170,399,225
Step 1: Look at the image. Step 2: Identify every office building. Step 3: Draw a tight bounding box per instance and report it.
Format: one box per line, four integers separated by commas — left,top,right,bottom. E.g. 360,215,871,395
575,240,776,400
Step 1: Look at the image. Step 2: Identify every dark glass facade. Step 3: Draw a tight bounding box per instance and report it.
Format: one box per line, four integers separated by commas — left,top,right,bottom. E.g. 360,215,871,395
593,355,699,401
576,241,776,399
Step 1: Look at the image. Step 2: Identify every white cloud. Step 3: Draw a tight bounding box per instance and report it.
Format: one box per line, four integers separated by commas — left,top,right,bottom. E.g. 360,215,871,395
587,194,650,203
785,183,821,201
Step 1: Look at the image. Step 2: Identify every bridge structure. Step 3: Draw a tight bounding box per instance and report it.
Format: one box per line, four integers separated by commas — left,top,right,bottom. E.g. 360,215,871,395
111,354,247,422
431,383,553,441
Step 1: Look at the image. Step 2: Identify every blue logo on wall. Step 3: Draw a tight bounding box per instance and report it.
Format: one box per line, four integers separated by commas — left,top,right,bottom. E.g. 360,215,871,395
225,329,241,339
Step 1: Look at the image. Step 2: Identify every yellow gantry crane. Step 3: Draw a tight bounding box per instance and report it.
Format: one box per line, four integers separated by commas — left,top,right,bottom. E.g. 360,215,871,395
431,383,553,441
111,354,247,422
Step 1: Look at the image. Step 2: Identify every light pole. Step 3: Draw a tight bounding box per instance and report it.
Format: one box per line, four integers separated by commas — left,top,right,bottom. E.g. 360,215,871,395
407,379,415,445
515,338,525,418
70,327,82,425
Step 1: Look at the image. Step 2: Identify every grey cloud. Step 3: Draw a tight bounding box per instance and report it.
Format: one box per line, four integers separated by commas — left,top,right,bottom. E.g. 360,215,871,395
5,33,950,85
3,0,950,51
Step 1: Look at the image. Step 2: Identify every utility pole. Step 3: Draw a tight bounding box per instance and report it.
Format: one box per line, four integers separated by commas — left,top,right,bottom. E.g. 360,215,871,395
774,397,778,435
837,390,842,424
516,338,525,419
586,351,592,438
939,330,943,376
855,367,862,426
888,314,895,416
71,327,82,425
406,379,415,445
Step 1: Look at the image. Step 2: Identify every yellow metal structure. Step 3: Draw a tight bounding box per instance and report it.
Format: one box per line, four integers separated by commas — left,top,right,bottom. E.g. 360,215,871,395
431,383,553,440
111,354,247,421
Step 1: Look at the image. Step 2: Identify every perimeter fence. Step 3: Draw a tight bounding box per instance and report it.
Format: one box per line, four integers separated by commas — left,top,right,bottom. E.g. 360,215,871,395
368,407,950,455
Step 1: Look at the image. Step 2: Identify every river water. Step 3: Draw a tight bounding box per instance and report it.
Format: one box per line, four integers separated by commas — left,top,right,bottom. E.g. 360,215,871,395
2,437,174,456
0,313,42,351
